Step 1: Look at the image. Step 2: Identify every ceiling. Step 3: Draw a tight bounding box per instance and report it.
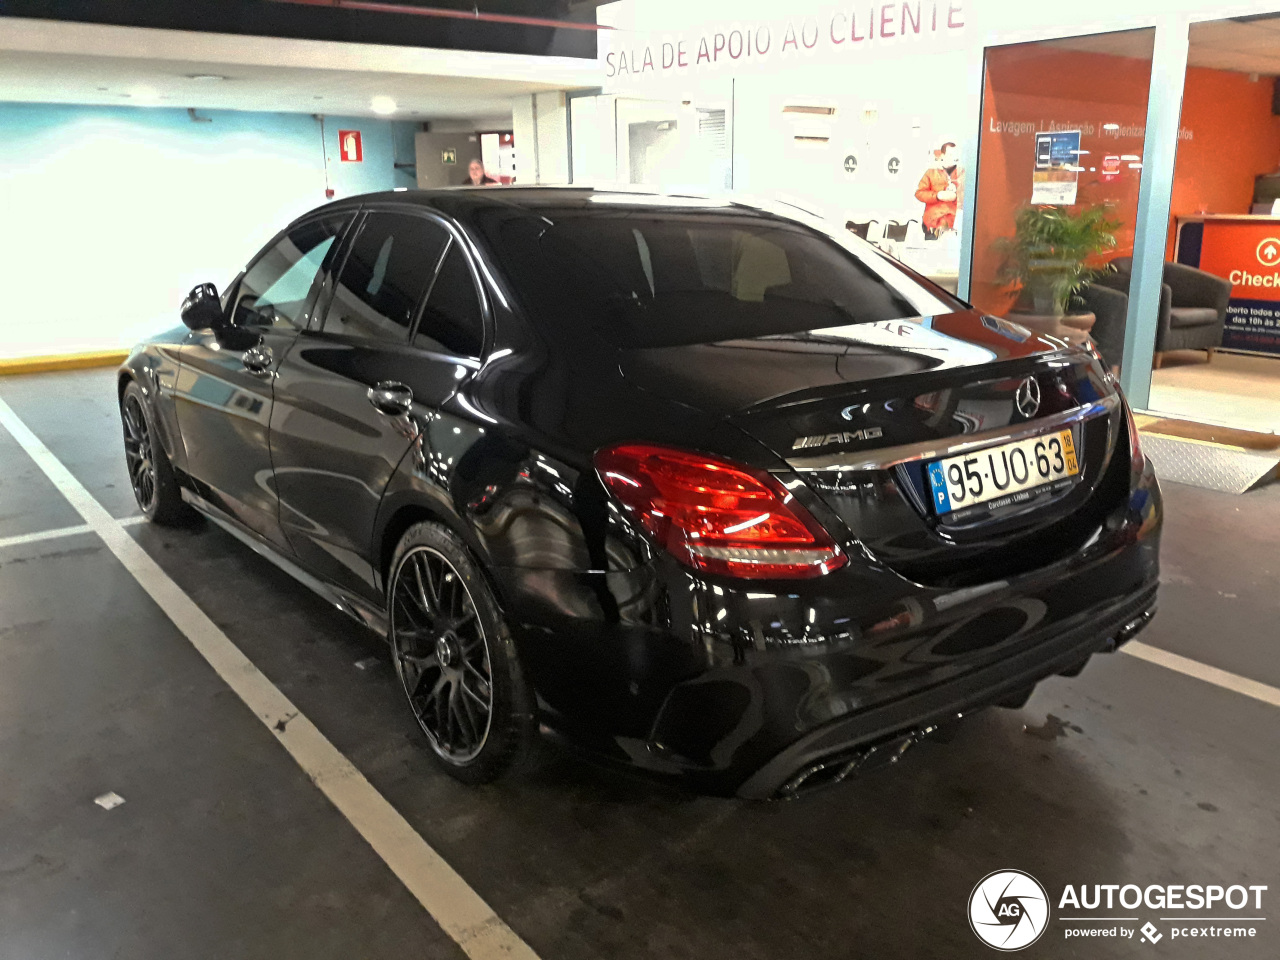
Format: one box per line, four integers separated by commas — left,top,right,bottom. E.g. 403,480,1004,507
1190,16,1280,76
1046,15,1280,78
0,16,598,121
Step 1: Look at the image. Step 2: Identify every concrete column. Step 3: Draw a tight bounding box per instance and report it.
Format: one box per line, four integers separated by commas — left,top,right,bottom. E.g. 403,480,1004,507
512,91,569,185
1122,19,1191,408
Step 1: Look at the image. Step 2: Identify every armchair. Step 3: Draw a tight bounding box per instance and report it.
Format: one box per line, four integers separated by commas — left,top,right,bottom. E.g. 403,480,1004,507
1091,257,1231,367
845,219,880,241
1077,283,1128,367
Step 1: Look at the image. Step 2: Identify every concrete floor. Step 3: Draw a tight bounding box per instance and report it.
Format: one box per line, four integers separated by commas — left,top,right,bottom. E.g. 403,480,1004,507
1,368,1277,959
1149,350,1280,434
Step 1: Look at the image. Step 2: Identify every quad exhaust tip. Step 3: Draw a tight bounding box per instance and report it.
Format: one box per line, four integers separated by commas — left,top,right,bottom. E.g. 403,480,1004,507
779,604,1159,798
778,716,964,798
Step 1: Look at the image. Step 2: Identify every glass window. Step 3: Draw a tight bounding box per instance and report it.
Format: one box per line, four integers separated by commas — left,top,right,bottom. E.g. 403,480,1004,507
481,208,960,349
322,212,450,342
234,215,349,330
414,245,484,357
968,30,1155,371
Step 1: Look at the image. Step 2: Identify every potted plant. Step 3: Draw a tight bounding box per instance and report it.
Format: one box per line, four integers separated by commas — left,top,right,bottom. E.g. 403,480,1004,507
997,205,1122,318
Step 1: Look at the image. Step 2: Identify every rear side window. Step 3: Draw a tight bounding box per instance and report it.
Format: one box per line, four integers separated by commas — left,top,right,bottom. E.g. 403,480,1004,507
414,245,484,358
234,215,349,330
482,209,960,348
322,212,450,342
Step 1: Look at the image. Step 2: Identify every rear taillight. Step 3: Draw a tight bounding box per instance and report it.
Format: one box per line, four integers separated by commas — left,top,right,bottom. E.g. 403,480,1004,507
594,443,845,580
1122,394,1145,473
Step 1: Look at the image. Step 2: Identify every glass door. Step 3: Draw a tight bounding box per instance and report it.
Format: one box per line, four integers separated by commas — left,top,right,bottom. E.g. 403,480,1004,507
968,29,1156,372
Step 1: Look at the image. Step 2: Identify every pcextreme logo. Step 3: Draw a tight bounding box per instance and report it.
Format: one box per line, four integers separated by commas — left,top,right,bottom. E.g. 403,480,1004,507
968,871,1269,950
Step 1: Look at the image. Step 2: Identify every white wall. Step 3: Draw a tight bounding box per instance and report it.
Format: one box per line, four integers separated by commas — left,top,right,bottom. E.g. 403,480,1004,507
569,94,618,182
732,56,969,223
0,102,414,359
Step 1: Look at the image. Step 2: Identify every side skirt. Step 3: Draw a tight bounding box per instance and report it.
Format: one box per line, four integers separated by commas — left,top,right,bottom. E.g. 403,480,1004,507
180,488,389,639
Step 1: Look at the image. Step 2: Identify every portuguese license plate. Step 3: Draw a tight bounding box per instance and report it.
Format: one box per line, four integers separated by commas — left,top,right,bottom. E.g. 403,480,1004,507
926,429,1079,516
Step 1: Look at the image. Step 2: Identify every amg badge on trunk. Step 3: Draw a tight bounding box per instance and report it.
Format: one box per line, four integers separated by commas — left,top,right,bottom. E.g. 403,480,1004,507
791,427,884,451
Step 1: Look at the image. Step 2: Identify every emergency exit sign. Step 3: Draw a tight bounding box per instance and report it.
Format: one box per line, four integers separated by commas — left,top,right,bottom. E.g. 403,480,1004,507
338,130,362,162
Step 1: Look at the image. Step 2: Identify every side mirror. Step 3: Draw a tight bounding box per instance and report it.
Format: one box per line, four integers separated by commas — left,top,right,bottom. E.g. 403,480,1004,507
180,283,225,331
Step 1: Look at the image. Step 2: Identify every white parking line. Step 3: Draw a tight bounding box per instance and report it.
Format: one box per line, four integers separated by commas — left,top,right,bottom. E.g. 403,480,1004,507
0,523,93,550
0,515,146,553
0,398,540,960
1123,640,1280,709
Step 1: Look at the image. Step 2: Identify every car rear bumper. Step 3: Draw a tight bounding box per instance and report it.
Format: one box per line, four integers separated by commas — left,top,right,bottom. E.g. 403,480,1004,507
734,582,1157,798
500,459,1162,798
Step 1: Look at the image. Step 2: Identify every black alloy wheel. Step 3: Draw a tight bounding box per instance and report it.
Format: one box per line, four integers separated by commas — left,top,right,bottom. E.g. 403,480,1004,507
122,393,156,512
388,523,532,782
394,546,493,761
120,381,187,524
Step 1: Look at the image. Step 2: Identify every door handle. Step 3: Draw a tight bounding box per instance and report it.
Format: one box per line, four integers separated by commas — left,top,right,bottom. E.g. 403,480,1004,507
367,380,413,415
242,344,274,376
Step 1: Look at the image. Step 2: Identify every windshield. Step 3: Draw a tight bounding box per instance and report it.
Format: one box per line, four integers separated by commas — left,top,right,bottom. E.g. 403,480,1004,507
481,205,962,349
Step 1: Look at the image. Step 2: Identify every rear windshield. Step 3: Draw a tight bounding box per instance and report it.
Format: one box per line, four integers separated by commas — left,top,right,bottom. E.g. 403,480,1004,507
481,206,961,348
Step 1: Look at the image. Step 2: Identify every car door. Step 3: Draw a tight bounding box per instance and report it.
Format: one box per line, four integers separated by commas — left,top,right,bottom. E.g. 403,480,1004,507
174,212,351,548
269,207,481,601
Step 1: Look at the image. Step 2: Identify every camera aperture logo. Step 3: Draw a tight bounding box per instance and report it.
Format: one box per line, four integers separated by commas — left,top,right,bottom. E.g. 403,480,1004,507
969,870,1050,951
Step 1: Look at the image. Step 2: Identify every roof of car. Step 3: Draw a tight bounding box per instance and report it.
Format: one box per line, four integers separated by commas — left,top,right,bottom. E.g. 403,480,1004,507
302,185,811,224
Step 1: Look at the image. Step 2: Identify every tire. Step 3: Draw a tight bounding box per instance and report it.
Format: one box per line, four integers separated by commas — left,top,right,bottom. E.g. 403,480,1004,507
387,522,534,784
120,381,189,525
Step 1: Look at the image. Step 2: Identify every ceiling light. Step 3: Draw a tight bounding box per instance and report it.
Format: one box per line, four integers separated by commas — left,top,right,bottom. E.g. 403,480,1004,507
371,96,397,115
186,73,227,82
128,85,161,105
782,105,836,116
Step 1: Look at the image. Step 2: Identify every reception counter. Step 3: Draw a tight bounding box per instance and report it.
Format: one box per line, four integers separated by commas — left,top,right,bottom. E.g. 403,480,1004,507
1175,214,1280,355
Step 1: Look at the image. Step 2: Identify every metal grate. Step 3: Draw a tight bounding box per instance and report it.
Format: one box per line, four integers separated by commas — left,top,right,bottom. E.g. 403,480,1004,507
1141,434,1280,494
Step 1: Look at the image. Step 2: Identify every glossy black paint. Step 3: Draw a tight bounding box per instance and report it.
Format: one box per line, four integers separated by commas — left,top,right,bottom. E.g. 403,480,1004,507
120,188,1162,797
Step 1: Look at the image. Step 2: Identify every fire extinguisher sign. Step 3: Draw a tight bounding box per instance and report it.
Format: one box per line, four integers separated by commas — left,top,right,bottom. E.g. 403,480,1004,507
338,130,363,163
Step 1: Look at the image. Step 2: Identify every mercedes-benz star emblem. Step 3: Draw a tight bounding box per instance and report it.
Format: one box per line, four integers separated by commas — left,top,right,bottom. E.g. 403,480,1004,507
1015,376,1041,419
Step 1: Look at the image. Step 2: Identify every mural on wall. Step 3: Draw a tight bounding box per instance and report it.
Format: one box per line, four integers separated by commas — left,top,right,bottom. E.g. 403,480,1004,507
914,141,965,237
724,59,972,284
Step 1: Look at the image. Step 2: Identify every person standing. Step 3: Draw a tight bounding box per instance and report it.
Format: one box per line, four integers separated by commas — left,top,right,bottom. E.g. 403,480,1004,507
464,159,498,186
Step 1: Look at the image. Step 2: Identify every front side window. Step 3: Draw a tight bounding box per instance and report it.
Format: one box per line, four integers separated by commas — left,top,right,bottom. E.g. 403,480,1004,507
482,207,961,348
321,212,450,342
414,245,484,357
235,215,349,330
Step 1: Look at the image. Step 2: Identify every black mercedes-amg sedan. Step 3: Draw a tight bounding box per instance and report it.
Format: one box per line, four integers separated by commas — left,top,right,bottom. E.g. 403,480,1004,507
118,187,1161,798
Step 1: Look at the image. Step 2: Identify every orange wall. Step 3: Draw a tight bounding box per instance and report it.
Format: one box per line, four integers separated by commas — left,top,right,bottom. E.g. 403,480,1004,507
1168,67,1280,257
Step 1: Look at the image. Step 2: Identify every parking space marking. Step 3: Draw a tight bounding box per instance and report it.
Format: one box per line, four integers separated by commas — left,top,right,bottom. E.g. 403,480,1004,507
0,523,93,550
1123,640,1280,709
0,398,541,960
0,515,145,553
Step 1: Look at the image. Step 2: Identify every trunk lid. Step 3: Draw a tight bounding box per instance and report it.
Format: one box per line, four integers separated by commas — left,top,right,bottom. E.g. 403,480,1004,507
618,311,1127,586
